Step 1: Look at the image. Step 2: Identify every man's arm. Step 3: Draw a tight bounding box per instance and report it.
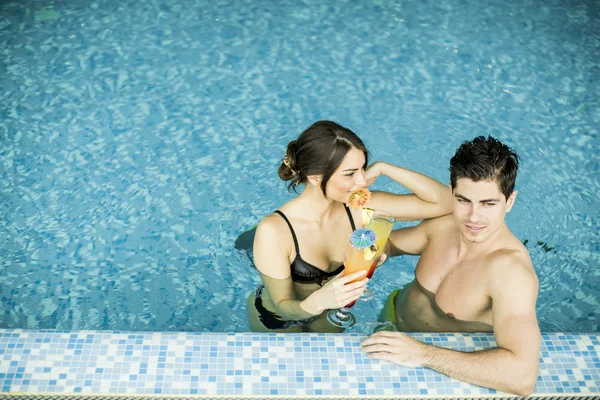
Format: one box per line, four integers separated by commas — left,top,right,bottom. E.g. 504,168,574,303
361,253,541,396
372,217,439,271
384,217,439,257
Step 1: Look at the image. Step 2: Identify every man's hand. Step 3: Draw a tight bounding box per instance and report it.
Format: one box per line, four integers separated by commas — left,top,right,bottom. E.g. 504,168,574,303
375,252,387,267
360,331,429,368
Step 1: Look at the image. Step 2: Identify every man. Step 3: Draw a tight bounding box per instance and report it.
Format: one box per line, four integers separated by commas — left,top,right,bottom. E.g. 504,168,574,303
361,136,540,396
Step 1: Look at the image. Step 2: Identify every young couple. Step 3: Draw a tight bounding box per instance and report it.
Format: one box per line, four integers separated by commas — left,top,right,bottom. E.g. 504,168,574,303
246,120,540,395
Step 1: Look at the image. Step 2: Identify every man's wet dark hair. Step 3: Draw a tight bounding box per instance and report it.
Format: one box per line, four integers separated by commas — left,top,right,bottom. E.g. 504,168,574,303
279,120,368,197
449,136,519,199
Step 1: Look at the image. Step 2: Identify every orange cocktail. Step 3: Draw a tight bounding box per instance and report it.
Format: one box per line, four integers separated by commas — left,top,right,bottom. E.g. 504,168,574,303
363,209,395,278
343,228,378,307
326,227,377,328
344,241,377,283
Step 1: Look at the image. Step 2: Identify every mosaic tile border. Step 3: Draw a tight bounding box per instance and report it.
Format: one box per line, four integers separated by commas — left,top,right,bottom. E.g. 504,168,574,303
0,330,598,398
2,395,600,400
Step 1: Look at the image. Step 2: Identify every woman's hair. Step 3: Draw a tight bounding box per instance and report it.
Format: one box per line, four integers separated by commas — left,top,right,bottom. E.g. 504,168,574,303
278,120,368,197
449,135,519,199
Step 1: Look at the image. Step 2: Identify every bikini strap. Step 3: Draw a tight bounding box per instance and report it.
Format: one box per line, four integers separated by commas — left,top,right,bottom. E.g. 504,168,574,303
273,210,301,255
344,203,356,231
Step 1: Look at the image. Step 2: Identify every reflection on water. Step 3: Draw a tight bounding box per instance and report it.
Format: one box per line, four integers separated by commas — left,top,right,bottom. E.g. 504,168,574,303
0,0,598,332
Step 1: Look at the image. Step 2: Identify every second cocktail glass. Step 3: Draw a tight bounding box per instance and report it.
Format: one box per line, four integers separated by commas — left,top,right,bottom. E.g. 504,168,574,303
361,208,396,300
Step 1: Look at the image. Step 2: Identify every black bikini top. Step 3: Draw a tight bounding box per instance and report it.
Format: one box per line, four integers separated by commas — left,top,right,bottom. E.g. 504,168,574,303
274,205,356,285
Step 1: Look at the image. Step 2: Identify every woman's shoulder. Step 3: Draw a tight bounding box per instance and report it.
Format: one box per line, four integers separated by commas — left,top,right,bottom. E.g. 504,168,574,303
255,206,295,243
253,208,297,276
257,212,285,232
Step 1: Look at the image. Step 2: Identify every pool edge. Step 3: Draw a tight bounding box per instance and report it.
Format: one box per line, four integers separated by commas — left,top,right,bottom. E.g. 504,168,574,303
0,330,598,398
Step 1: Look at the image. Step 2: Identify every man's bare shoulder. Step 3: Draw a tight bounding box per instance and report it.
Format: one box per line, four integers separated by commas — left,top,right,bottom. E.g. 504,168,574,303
493,231,533,268
487,242,538,292
486,238,539,332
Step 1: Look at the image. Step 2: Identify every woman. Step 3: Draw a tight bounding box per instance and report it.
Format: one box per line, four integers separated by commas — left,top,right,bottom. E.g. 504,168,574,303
247,120,453,332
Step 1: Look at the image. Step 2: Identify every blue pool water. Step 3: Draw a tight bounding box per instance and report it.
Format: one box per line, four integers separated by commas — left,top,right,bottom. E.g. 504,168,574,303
0,0,598,333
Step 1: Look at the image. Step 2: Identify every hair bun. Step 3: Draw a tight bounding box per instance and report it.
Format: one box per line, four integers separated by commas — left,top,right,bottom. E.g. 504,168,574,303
278,141,300,182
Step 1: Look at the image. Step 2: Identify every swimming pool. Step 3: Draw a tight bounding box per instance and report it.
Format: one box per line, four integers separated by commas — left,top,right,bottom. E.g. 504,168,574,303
0,0,598,336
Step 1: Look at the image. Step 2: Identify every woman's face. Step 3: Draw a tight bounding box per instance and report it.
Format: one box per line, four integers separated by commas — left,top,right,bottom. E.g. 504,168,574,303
325,147,367,202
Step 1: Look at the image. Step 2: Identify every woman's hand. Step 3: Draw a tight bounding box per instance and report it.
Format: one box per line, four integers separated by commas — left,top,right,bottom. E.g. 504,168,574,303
300,270,368,315
365,162,385,187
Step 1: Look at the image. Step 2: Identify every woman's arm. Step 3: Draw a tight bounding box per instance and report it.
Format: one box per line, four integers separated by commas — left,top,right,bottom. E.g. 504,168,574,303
367,162,453,221
253,215,368,320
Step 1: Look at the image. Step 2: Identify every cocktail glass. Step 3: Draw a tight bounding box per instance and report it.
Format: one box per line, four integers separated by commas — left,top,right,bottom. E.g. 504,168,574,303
326,228,378,329
360,209,396,300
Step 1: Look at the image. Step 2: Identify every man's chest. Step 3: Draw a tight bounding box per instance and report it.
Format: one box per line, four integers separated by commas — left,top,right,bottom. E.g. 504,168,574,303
415,246,492,323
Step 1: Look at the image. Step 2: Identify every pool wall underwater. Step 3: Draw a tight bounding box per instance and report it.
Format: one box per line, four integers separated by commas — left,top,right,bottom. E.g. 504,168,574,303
0,329,599,398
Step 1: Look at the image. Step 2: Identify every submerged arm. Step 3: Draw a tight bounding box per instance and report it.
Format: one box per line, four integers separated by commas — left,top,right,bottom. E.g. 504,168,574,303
253,215,367,320
253,216,319,320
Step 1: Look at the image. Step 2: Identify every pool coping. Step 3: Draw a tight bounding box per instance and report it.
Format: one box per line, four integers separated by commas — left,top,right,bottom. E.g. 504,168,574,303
0,330,598,398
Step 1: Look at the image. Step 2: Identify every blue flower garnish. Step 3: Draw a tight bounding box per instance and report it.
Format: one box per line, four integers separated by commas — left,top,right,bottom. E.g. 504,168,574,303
350,228,377,249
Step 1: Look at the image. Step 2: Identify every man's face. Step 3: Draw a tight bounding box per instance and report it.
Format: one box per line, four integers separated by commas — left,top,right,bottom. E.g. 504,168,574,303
452,178,516,243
